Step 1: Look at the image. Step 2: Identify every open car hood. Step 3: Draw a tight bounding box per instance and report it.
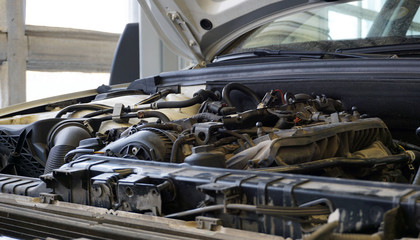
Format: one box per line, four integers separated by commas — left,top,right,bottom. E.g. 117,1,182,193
4,0,420,238
138,0,333,65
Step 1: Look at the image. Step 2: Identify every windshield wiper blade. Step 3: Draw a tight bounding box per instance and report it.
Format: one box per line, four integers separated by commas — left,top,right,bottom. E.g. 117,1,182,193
213,49,383,63
336,43,420,54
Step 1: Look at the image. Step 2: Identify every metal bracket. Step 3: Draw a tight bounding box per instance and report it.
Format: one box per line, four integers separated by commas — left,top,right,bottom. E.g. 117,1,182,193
196,216,222,231
192,122,224,145
234,175,257,187
392,189,414,208
283,179,309,207
112,103,128,123
90,173,121,208
257,177,284,205
40,193,62,204
167,11,205,66
197,182,240,205
210,172,231,183
282,179,309,239
117,174,162,216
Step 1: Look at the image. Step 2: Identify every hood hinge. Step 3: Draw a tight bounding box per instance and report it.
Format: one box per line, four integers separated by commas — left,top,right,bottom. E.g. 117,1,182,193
167,11,206,67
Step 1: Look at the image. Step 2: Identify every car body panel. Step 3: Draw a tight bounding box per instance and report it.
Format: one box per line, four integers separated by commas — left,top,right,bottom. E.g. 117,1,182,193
138,0,333,64
1,0,420,239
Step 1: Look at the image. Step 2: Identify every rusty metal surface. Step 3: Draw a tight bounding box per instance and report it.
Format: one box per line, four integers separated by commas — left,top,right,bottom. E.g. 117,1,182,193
37,155,420,238
0,193,285,240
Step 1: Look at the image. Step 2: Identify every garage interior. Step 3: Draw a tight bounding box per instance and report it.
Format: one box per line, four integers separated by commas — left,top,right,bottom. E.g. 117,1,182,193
0,0,188,108
0,1,420,239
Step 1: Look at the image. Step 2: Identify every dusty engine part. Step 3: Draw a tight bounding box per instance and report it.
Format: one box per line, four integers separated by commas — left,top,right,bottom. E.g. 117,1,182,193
0,87,411,185
101,127,178,161
1,85,420,240
229,117,393,168
48,88,407,184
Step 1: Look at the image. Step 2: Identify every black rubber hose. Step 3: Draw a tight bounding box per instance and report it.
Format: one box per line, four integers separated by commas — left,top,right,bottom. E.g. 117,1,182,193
170,135,189,163
97,111,170,123
211,136,237,147
218,128,247,141
83,107,169,120
83,90,175,119
150,89,218,109
136,89,173,105
83,106,137,118
98,113,138,121
82,108,113,118
44,145,75,174
222,82,261,107
191,113,223,122
64,149,96,163
135,123,183,133
153,96,202,109
137,111,170,122
218,128,254,146
393,139,420,152
44,124,92,174
55,104,111,118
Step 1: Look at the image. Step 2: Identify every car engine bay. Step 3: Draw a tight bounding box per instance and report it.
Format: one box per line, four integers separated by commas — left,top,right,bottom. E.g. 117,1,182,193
0,81,420,239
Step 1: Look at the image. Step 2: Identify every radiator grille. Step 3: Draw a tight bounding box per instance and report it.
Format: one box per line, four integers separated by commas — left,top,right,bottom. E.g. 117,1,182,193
0,130,44,177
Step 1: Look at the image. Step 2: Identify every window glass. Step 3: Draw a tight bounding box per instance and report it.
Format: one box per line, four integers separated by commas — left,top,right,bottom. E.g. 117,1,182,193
240,1,387,49
408,7,420,35
329,1,386,39
225,0,420,55
328,11,359,40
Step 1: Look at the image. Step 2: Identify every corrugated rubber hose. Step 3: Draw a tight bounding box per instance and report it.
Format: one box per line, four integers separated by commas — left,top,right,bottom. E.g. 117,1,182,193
44,124,92,174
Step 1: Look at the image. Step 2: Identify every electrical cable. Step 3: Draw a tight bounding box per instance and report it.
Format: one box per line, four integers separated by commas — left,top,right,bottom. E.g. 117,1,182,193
135,89,173,105
393,139,420,152
55,104,111,118
218,128,254,146
82,108,113,118
97,113,138,121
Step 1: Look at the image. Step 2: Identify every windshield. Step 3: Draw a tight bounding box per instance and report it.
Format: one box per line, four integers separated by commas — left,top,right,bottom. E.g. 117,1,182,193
222,0,420,55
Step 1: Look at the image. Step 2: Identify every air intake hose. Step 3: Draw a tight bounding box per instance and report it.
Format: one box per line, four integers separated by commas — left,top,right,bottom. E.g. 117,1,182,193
222,82,261,108
149,89,219,109
44,122,92,174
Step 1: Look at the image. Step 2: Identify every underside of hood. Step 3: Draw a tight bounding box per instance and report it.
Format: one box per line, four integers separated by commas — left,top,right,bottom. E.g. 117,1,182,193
138,0,333,66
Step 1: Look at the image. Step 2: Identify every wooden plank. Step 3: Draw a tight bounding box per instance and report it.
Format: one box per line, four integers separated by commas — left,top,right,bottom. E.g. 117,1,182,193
0,62,9,108
26,25,119,72
0,0,7,32
25,25,120,41
5,0,26,106
0,32,7,61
